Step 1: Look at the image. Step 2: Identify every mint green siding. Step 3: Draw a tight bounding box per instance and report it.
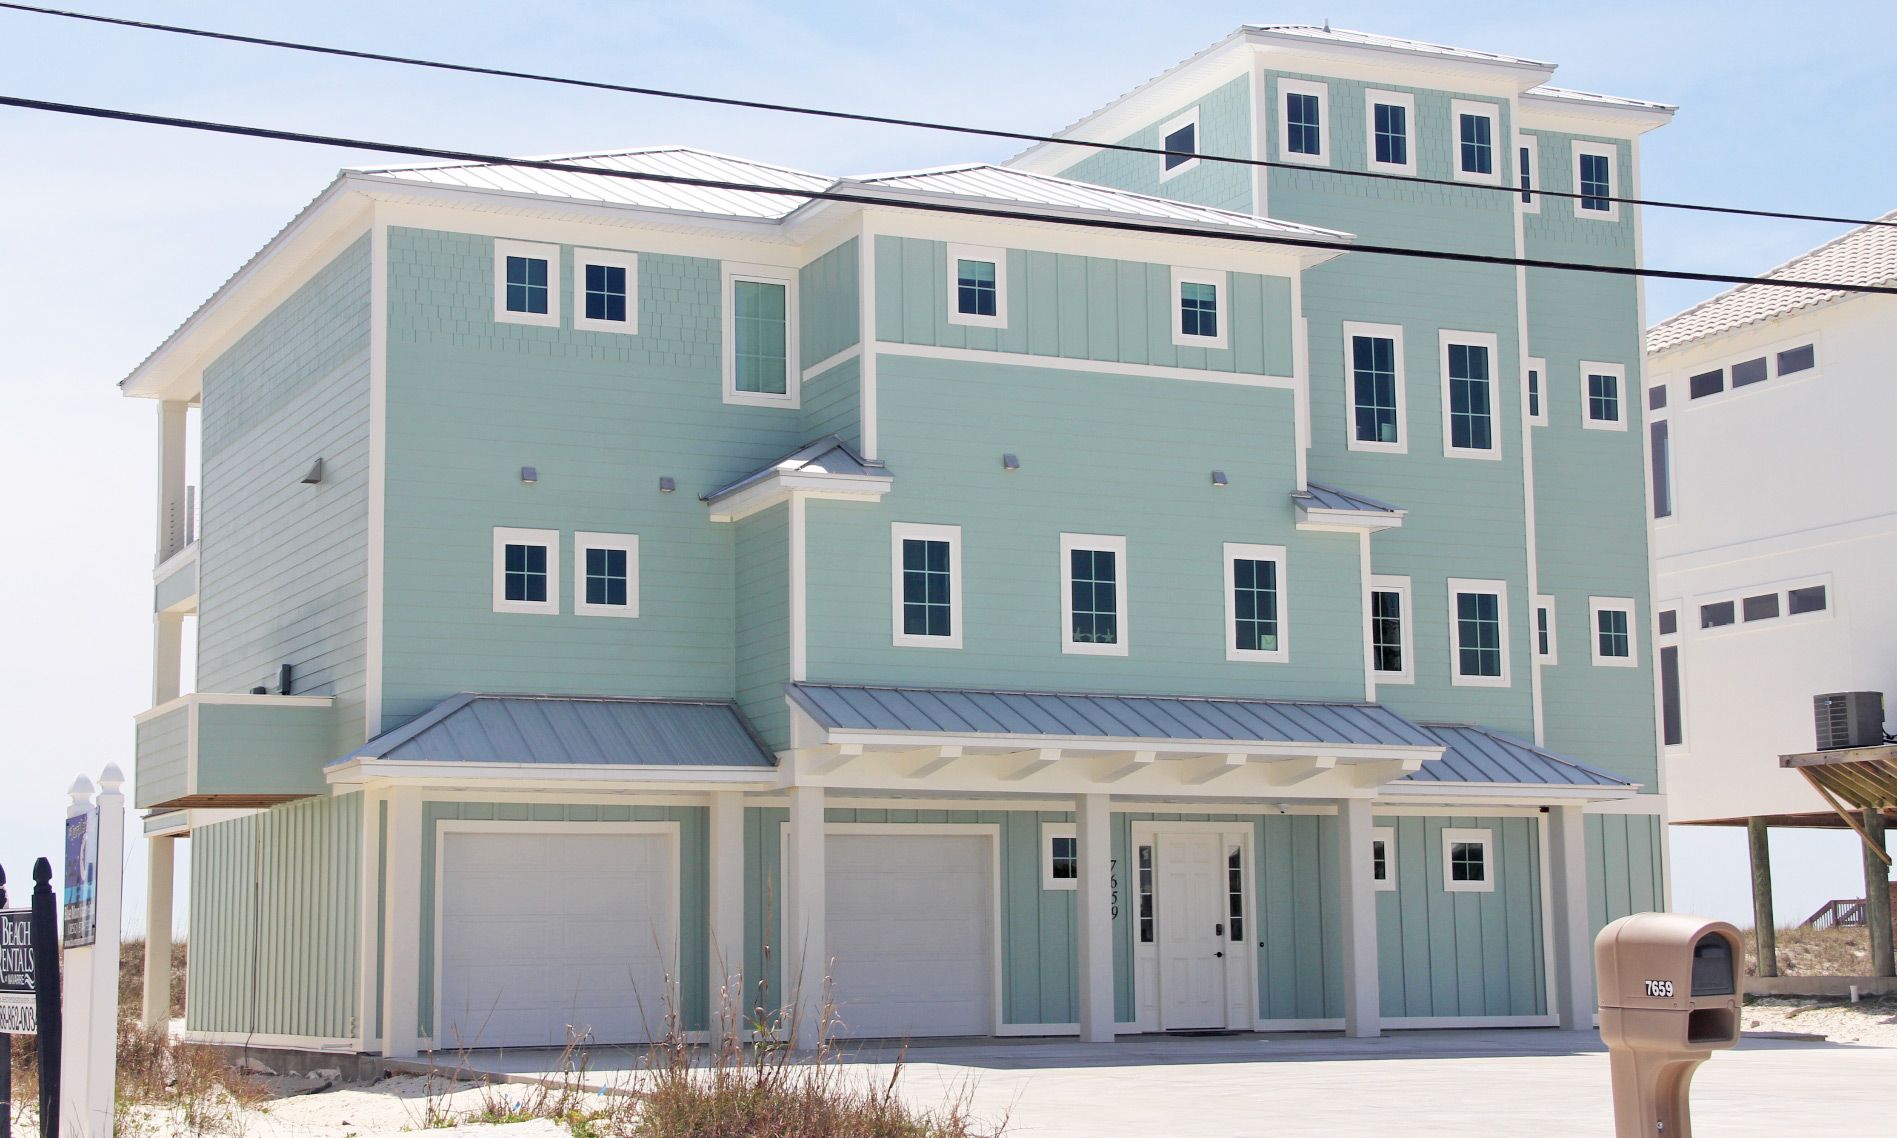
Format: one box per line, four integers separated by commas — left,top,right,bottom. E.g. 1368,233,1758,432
380,228,806,728
1375,814,1547,1019
800,356,861,450
734,504,791,752
875,237,1293,376
134,705,190,809
1059,74,1254,213
413,801,711,1034
186,793,362,1039
195,702,335,798
153,557,197,612
799,237,859,368
198,233,371,758
1587,813,1665,934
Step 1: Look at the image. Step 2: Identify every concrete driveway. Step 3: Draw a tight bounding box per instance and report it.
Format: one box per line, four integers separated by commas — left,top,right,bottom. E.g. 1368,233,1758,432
457,1029,1894,1136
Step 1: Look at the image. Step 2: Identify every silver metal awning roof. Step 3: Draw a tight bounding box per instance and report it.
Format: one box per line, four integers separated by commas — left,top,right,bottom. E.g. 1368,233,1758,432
703,436,886,505
1402,724,1633,788
340,693,775,768
1295,481,1404,515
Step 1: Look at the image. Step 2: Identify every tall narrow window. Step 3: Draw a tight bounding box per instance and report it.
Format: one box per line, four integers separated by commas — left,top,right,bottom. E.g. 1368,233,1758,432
1651,420,1673,519
1172,269,1227,348
1226,543,1287,662
1160,109,1199,177
1450,579,1509,686
494,240,560,327
724,266,797,405
1369,574,1411,682
1590,597,1638,667
1371,827,1396,892
1518,135,1539,210
1366,91,1414,174
1442,334,1498,457
1352,333,1400,446
1062,534,1127,655
1583,365,1626,428
891,523,962,648
1660,644,1684,746
1574,143,1617,218
492,527,559,615
1137,844,1155,943
574,532,639,618
946,244,1007,329
1579,153,1611,209
1526,356,1547,425
1456,107,1495,177
1280,79,1328,163
1226,847,1246,942
1535,595,1557,664
573,249,637,334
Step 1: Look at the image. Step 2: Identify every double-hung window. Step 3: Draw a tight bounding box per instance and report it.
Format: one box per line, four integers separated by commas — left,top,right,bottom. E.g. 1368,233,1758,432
1225,543,1288,662
1368,574,1412,683
1590,597,1638,667
494,240,559,327
1440,332,1500,459
1365,90,1415,175
493,527,559,615
1517,134,1539,211
1159,109,1200,178
574,532,640,617
1582,362,1627,429
1442,828,1494,893
1452,101,1500,184
723,264,798,406
573,249,638,334
1525,356,1548,426
1449,579,1510,687
1172,268,1228,349
891,523,963,648
1279,78,1329,164
1344,322,1405,452
1573,142,1618,219
946,244,1007,329
1061,533,1127,655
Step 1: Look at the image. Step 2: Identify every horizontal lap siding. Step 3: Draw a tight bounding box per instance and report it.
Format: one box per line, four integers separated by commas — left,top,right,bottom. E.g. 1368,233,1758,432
799,237,860,369
734,504,792,753
134,705,190,808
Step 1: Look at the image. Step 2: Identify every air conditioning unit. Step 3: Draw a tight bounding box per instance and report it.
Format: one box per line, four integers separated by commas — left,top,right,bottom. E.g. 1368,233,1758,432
1813,692,1886,750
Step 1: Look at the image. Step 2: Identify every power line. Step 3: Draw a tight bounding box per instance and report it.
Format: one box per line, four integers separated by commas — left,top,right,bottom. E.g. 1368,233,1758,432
4,0,1893,232
3,93,1892,298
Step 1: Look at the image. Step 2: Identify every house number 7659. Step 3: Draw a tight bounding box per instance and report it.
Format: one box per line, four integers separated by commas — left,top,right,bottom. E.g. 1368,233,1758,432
1643,979,1674,998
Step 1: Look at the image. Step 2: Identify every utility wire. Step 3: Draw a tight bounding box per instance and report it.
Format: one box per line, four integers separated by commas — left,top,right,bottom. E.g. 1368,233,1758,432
3,93,1892,297
4,0,1894,231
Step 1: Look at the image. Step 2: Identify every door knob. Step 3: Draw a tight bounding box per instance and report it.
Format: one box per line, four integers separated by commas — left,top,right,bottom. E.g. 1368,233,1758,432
1215,950,1224,958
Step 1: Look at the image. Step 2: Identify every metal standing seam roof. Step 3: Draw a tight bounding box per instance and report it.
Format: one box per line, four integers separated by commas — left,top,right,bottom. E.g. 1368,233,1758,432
339,693,775,768
702,436,887,505
1242,24,1553,70
788,683,1438,749
1294,481,1404,515
1401,724,1633,788
1523,85,1677,112
1645,209,1897,354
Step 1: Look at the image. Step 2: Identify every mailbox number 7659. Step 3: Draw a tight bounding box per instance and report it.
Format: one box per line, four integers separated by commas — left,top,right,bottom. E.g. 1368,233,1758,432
1643,979,1675,998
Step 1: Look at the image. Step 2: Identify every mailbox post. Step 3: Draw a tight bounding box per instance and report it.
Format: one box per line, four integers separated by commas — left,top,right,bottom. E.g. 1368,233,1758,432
1595,913,1744,1138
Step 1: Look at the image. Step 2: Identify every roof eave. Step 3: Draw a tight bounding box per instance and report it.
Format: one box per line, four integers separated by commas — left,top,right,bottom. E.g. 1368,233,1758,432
1242,27,1557,87
1518,90,1676,136
1383,781,1641,801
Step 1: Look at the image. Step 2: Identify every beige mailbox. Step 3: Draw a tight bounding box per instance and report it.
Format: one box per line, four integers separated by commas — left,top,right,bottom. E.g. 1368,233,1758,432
1595,913,1744,1138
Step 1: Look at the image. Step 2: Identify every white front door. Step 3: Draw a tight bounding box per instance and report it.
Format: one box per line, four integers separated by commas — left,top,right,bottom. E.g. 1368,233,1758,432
1156,831,1228,1029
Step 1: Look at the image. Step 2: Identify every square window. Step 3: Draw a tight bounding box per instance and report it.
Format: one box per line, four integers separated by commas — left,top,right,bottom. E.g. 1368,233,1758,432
1279,79,1328,164
1732,357,1768,387
1742,593,1780,622
1160,109,1199,177
1649,385,1668,411
1658,609,1679,636
1172,268,1228,348
1591,598,1637,666
1441,333,1499,458
1777,344,1816,375
1450,579,1510,686
1365,90,1415,176
1787,584,1828,615
1371,827,1396,892
1582,364,1627,429
957,260,997,316
1226,543,1288,662
1689,369,1725,399
1043,824,1078,890
1442,828,1494,893
1369,574,1412,683
1574,144,1617,218
891,523,962,648
494,240,560,327
574,533,639,617
573,249,638,334
946,244,1007,329
492,527,559,615
724,266,798,406
1062,533,1127,655
1700,600,1735,629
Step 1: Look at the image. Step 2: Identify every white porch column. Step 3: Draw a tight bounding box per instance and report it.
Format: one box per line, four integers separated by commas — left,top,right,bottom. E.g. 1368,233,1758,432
153,611,186,705
1548,803,1596,1030
785,785,826,1050
1336,797,1382,1038
381,788,423,1057
1076,793,1116,1043
707,791,746,1040
142,834,176,1028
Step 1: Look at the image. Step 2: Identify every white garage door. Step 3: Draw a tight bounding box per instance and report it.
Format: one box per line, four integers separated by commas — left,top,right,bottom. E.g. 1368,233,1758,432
826,833,993,1039
438,830,675,1049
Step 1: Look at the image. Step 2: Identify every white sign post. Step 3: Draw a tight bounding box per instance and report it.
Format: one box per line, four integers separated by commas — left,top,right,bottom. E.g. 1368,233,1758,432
59,766,124,1138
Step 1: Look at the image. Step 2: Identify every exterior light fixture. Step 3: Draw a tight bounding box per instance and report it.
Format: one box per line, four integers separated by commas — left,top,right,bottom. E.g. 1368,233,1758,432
300,458,324,485
659,476,676,493
1002,453,1020,471
520,466,538,484
1211,470,1229,487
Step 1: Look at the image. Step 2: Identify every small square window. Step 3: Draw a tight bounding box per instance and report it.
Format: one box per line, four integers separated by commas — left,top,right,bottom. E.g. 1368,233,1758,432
1648,385,1668,411
494,240,560,328
1787,584,1828,615
946,244,1007,329
1700,600,1735,629
1731,357,1768,387
1371,826,1396,892
1658,609,1678,637
1689,370,1725,399
574,532,639,617
1582,363,1627,430
1160,109,1199,178
1777,345,1816,375
1043,824,1078,891
1442,828,1494,893
493,527,559,615
1172,268,1227,349
573,249,638,334
1742,593,1780,622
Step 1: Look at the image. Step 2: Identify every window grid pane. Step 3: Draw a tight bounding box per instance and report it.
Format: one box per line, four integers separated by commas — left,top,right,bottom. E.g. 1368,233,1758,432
584,263,627,323
1370,589,1404,673
1448,344,1493,451
733,280,788,394
1050,835,1077,881
1459,113,1493,174
1373,103,1407,166
1070,548,1119,645
1287,92,1321,155
584,546,628,607
1450,841,1486,882
1137,845,1155,943
1227,848,1245,942
1537,606,1551,658
1457,592,1502,677
956,259,997,317
1580,152,1611,210
1597,608,1631,658
1352,335,1399,443
1372,840,1388,882
1528,369,1541,419
505,255,549,314
1588,373,1621,422
901,538,953,638
503,543,548,603
1232,558,1279,652
1180,282,1218,338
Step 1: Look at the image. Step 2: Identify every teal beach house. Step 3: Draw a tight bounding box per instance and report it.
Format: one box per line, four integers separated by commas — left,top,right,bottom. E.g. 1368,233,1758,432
126,25,1672,1056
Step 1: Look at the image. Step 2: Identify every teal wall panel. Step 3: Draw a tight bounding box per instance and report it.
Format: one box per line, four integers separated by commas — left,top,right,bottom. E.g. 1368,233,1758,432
1586,814,1665,935
1058,74,1254,213
800,356,861,451
799,237,859,368
185,793,362,1039
195,702,336,798
734,503,791,753
134,705,190,809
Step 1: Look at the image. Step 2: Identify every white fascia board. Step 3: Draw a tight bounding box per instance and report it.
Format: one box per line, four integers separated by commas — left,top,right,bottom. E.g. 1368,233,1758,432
1295,506,1406,532
122,178,373,401
1245,35,1554,95
1379,781,1641,803
323,758,777,788
134,691,334,723
819,728,1442,764
1517,93,1675,137
706,473,892,523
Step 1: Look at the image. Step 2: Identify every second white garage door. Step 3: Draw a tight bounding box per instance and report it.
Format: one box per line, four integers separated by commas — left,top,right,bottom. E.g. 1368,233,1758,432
825,832,994,1039
437,829,675,1049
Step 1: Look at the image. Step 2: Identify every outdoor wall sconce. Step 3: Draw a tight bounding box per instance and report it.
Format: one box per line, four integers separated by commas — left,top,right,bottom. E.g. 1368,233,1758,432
300,458,324,485
1002,453,1020,471
659,476,676,493
520,466,538,484
1211,470,1229,487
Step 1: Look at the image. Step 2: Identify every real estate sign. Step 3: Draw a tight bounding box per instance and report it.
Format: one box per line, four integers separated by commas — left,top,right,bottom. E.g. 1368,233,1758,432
0,908,35,1034
62,809,96,949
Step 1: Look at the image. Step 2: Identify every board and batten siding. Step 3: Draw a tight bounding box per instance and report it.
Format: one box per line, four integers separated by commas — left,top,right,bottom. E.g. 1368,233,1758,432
1587,813,1665,935
197,233,372,760
413,801,711,1036
186,793,362,1040
1374,814,1547,1019
734,504,792,752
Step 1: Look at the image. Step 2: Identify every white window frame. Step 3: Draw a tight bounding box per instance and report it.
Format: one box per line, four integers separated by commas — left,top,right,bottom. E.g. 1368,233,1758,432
1448,578,1512,688
1516,133,1541,214
1525,355,1548,427
1342,321,1407,453
1580,361,1629,431
570,248,638,335
1158,108,1201,181
1367,573,1413,684
1534,593,1558,665
1441,828,1495,893
1060,532,1129,657
1371,825,1397,892
1042,822,1078,891
493,239,560,328
1589,596,1639,668
1782,577,1835,625
945,243,1008,330
722,263,800,408
492,526,560,615
1224,542,1290,663
1170,266,1229,350
1450,100,1503,185
1277,77,1330,166
1572,140,1620,221
890,522,964,649
571,532,639,618
1439,330,1503,461
1363,89,1416,177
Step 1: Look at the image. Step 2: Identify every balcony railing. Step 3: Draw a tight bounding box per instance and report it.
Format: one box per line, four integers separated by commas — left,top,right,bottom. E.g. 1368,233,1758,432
159,484,198,565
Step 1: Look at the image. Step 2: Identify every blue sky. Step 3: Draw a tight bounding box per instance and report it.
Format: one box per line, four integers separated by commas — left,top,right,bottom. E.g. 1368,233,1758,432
1,0,1887,932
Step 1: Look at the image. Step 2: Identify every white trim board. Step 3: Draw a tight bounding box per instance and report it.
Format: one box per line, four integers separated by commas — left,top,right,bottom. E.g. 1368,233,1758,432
875,341,1294,389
